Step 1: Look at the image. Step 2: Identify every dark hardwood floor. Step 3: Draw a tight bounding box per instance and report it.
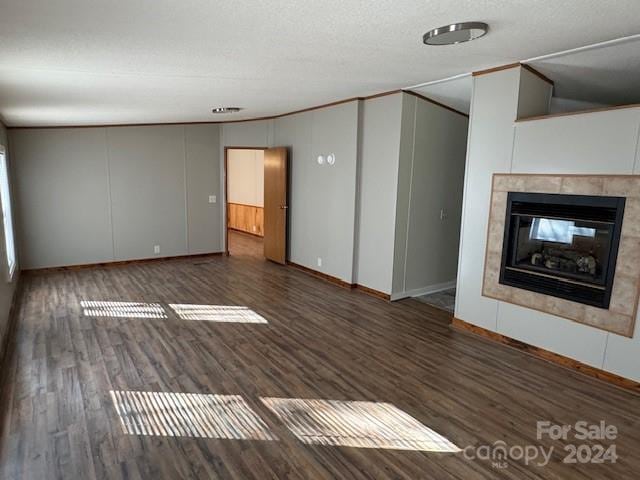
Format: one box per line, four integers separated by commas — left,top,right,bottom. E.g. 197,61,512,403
227,229,264,258
0,231,638,479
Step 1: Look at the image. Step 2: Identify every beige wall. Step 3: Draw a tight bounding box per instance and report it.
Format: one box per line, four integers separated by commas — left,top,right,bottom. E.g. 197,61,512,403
227,149,264,207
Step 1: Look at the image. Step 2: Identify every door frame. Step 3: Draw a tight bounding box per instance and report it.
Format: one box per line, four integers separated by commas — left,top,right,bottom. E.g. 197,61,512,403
223,146,269,255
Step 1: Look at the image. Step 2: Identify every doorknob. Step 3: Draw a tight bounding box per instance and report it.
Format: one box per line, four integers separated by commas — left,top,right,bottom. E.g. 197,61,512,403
280,205,288,209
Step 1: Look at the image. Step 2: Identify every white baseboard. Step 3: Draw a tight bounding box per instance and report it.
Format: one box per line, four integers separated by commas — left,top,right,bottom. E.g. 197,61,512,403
390,280,456,302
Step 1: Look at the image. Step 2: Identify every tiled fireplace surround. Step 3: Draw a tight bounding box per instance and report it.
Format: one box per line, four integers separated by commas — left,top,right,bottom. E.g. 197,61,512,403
483,174,640,338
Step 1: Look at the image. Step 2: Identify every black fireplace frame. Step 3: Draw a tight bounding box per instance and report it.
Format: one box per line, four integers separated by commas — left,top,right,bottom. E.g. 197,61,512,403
499,192,626,309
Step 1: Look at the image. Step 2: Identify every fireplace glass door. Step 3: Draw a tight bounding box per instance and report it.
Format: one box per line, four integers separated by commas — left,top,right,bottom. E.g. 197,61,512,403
509,215,612,286
499,192,625,308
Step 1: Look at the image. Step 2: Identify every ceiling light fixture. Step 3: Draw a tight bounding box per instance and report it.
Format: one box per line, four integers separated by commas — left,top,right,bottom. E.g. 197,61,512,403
212,107,243,114
423,22,488,46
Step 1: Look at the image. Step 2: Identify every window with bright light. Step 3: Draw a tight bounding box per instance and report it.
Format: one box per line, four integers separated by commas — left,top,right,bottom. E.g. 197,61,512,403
0,146,16,280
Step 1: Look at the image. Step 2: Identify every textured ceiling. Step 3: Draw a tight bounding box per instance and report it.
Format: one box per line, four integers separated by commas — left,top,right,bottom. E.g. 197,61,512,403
1,0,640,126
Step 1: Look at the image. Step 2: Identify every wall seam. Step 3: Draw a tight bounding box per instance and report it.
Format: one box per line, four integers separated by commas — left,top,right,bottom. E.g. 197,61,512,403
104,128,116,261
509,127,517,173
601,332,610,370
495,299,502,333
632,116,640,174
220,126,226,251
499,68,521,331
351,100,364,285
182,126,190,253
402,96,418,293
453,80,476,316
388,94,404,293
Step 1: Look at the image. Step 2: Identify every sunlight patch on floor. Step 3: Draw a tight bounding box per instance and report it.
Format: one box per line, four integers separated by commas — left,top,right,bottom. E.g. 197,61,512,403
168,304,268,323
261,397,459,452
110,390,277,440
81,300,167,319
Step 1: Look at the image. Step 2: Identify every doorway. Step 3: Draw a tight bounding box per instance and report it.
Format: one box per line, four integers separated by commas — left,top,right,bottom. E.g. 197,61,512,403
224,147,288,263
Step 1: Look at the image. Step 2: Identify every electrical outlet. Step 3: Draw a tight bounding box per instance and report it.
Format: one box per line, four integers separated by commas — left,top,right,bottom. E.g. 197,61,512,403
208,195,217,204
253,225,257,232
440,209,448,221
154,245,160,254
317,257,322,267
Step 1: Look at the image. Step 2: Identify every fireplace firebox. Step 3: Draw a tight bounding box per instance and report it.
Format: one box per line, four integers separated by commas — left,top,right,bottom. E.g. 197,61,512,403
499,192,626,308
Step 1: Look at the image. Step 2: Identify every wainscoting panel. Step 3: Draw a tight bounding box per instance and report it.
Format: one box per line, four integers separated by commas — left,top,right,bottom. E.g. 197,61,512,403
228,203,264,236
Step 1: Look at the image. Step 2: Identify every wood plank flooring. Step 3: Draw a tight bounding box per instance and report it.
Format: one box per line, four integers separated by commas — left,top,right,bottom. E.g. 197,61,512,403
0,231,638,479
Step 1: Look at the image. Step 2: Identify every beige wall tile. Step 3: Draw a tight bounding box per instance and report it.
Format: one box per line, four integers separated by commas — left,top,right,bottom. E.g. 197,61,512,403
615,236,640,277
483,173,640,338
609,274,639,317
494,175,526,192
560,177,604,195
584,308,632,336
523,176,562,193
544,295,585,323
603,176,640,197
621,197,640,238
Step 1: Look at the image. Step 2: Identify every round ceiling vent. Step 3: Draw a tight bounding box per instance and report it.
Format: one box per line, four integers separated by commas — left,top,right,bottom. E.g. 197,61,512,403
423,22,488,46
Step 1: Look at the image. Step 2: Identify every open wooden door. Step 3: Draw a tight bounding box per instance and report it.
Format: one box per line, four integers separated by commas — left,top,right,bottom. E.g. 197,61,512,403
263,147,288,264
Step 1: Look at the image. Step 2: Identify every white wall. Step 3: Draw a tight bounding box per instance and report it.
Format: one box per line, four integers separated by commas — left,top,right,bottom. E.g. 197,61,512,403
11,124,222,268
391,94,469,299
227,149,264,207
507,107,640,380
456,68,522,330
455,65,640,382
0,122,19,359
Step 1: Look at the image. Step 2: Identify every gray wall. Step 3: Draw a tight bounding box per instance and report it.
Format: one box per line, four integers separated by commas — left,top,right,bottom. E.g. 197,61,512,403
392,94,469,298
10,96,466,293
274,101,360,283
221,120,273,148
354,93,403,293
10,124,222,268
185,125,224,255
0,122,19,358
221,105,361,283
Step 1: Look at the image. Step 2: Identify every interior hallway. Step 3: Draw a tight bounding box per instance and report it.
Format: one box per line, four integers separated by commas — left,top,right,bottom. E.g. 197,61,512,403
0,252,638,479
228,229,263,258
